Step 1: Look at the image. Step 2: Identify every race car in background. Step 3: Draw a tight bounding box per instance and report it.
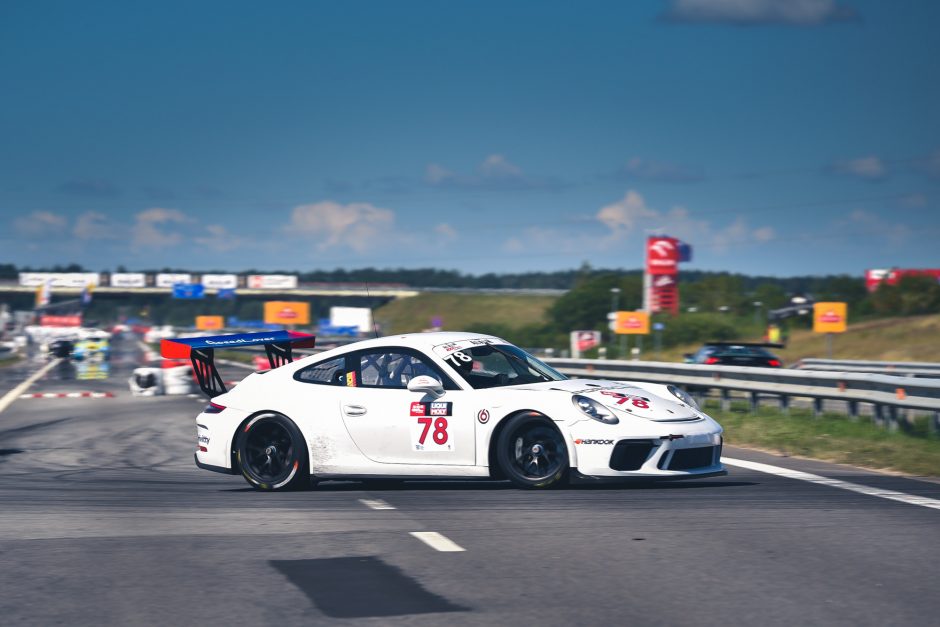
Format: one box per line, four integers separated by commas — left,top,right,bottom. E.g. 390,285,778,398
165,331,725,491
684,342,784,368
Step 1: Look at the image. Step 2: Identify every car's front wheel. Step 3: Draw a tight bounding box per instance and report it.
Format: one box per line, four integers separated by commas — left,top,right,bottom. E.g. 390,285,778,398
235,413,309,491
496,414,569,489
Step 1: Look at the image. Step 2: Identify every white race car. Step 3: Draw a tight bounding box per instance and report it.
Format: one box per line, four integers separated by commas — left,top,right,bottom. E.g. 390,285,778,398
163,331,725,490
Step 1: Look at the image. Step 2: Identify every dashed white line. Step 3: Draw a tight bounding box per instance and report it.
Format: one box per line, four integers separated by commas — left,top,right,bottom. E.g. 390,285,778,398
409,531,466,552
722,457,940,512
358,498,396,510
0,358,61,415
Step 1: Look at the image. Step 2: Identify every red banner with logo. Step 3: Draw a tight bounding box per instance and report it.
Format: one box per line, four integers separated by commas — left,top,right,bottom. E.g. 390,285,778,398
40,315,82,327
646,237,679,276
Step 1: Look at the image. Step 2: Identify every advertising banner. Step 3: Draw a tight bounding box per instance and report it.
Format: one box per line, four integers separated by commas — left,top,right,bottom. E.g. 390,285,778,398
172,283,205,299
40,314,83,327
110,273,147,288
569,330,601,359
195,315,225,331
614,311,650,335
813,302,847,334
156,273,192,288
200,274,238,289
329,306,373,333
645,237,678,276
264,301,310,325
19,272,100,288
248,275,298,290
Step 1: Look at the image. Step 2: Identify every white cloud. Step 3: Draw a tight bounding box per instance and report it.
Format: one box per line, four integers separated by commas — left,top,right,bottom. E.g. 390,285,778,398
194,224,243,252
132,208,190,249
13,211,67,237
596,190,659,234
479,154,524,179
617,157,704,183
74,211,120,240
845,209,910,245
425,163,455,185
434,223,458,241
663,0,857,26
831,155,887,180
425,155,562,191
286,200,395,253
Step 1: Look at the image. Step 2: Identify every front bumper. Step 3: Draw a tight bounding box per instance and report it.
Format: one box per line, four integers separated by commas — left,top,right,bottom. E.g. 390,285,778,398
568,419,724,479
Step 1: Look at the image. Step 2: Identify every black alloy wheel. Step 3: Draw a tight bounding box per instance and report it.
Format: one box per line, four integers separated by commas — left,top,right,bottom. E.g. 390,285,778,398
236,413,309,491
496,414,569,489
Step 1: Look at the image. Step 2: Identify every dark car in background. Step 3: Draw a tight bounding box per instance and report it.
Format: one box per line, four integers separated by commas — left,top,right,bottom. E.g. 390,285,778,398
684,342,784,368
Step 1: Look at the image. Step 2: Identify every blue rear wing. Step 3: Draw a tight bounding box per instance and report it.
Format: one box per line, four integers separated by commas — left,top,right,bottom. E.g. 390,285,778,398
161,331,316,398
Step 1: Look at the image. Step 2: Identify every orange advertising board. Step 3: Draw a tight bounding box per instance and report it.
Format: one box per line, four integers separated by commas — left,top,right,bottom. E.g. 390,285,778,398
195,315,225,331
813,302,847,333
263,301,311,325
614,311,650,335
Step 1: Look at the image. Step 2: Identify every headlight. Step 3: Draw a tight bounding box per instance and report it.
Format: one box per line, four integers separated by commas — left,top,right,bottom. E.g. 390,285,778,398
667,385,699,410
571,395,619,425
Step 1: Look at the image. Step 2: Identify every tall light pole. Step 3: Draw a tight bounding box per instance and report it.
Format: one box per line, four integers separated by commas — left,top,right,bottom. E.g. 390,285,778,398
610,287,621,358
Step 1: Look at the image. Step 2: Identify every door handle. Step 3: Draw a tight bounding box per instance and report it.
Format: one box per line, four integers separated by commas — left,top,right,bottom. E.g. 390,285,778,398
343,404,367,417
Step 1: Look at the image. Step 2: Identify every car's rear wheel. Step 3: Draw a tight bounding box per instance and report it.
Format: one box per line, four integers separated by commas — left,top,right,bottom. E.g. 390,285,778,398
496,414,569,489
235,413,309,491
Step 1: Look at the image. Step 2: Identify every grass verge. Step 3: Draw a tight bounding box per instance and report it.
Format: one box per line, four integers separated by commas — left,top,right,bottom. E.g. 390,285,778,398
709,403,940,477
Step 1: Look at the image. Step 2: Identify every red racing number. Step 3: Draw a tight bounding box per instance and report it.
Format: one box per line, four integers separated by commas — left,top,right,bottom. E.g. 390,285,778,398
417,417,449,445
433,417,448,444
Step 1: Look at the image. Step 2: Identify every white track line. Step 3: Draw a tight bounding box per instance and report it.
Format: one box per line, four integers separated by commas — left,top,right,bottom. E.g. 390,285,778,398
722,457,940,512
0,358,61,416
409,531,465,552
358,498,396,510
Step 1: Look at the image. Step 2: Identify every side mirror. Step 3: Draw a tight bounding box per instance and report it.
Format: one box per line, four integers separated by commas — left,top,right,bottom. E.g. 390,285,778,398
407,375,444,397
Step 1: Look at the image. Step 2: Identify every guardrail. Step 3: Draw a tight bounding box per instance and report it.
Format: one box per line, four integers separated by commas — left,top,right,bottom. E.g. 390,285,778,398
795,358,940,378
543,358,940,431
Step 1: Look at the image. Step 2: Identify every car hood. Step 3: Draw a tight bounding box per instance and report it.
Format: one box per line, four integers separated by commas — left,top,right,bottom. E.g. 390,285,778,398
512,378,700,422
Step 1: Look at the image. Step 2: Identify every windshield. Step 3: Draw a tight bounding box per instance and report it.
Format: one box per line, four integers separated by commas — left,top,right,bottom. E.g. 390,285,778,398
437,341,567,389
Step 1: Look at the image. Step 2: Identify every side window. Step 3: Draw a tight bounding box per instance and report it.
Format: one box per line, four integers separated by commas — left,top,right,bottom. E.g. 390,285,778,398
358,351,442,389
295,356,346,386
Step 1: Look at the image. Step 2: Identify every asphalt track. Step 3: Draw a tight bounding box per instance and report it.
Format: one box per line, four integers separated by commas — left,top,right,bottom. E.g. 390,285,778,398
1,337,939,626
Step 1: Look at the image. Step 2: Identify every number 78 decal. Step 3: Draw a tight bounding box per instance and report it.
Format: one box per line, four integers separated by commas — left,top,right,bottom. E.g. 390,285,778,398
410,402,455,451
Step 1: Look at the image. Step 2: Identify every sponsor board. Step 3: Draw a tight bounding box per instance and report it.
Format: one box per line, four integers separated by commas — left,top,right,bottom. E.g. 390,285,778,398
614,311,650,335
248,274,298,290
156,273,192,288
110,272,146,288
813,302,847,333
195,315,225,331
264,301,311,325
200,274,238,289
19,272,100,288
570,330,601,358
40,314,82,327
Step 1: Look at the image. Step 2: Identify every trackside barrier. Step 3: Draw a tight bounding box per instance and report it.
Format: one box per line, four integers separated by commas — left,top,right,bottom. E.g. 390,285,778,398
796,358,940,378
543,358,940,433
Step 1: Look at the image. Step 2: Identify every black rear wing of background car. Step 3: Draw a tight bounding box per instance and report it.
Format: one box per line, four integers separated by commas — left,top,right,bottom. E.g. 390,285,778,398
160,331,316,398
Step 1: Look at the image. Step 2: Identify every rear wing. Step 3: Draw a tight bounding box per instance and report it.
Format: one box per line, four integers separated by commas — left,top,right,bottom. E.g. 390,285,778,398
160,331,316,398
705,341,785,349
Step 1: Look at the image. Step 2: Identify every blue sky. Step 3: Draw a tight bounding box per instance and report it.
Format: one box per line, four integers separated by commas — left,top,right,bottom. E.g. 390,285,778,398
1,0,938,276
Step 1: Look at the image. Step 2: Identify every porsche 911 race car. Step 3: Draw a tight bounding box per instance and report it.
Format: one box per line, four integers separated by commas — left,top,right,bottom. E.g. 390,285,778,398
163,331,725,490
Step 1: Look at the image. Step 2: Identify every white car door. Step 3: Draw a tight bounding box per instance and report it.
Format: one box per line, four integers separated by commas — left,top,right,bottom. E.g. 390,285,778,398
339,348,476,466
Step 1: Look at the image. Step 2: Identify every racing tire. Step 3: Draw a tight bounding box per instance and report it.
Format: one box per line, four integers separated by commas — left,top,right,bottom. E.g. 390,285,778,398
235,413,310,491
496,414,569,489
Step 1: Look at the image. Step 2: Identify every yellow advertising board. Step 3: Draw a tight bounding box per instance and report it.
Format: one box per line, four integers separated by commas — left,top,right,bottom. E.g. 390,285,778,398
813,302,847,333
614,311,650,335
195,315,225,331
264,301,311,325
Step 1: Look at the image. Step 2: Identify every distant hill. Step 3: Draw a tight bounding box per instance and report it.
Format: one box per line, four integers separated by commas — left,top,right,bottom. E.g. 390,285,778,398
375,293,558,335
654,314,940,364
